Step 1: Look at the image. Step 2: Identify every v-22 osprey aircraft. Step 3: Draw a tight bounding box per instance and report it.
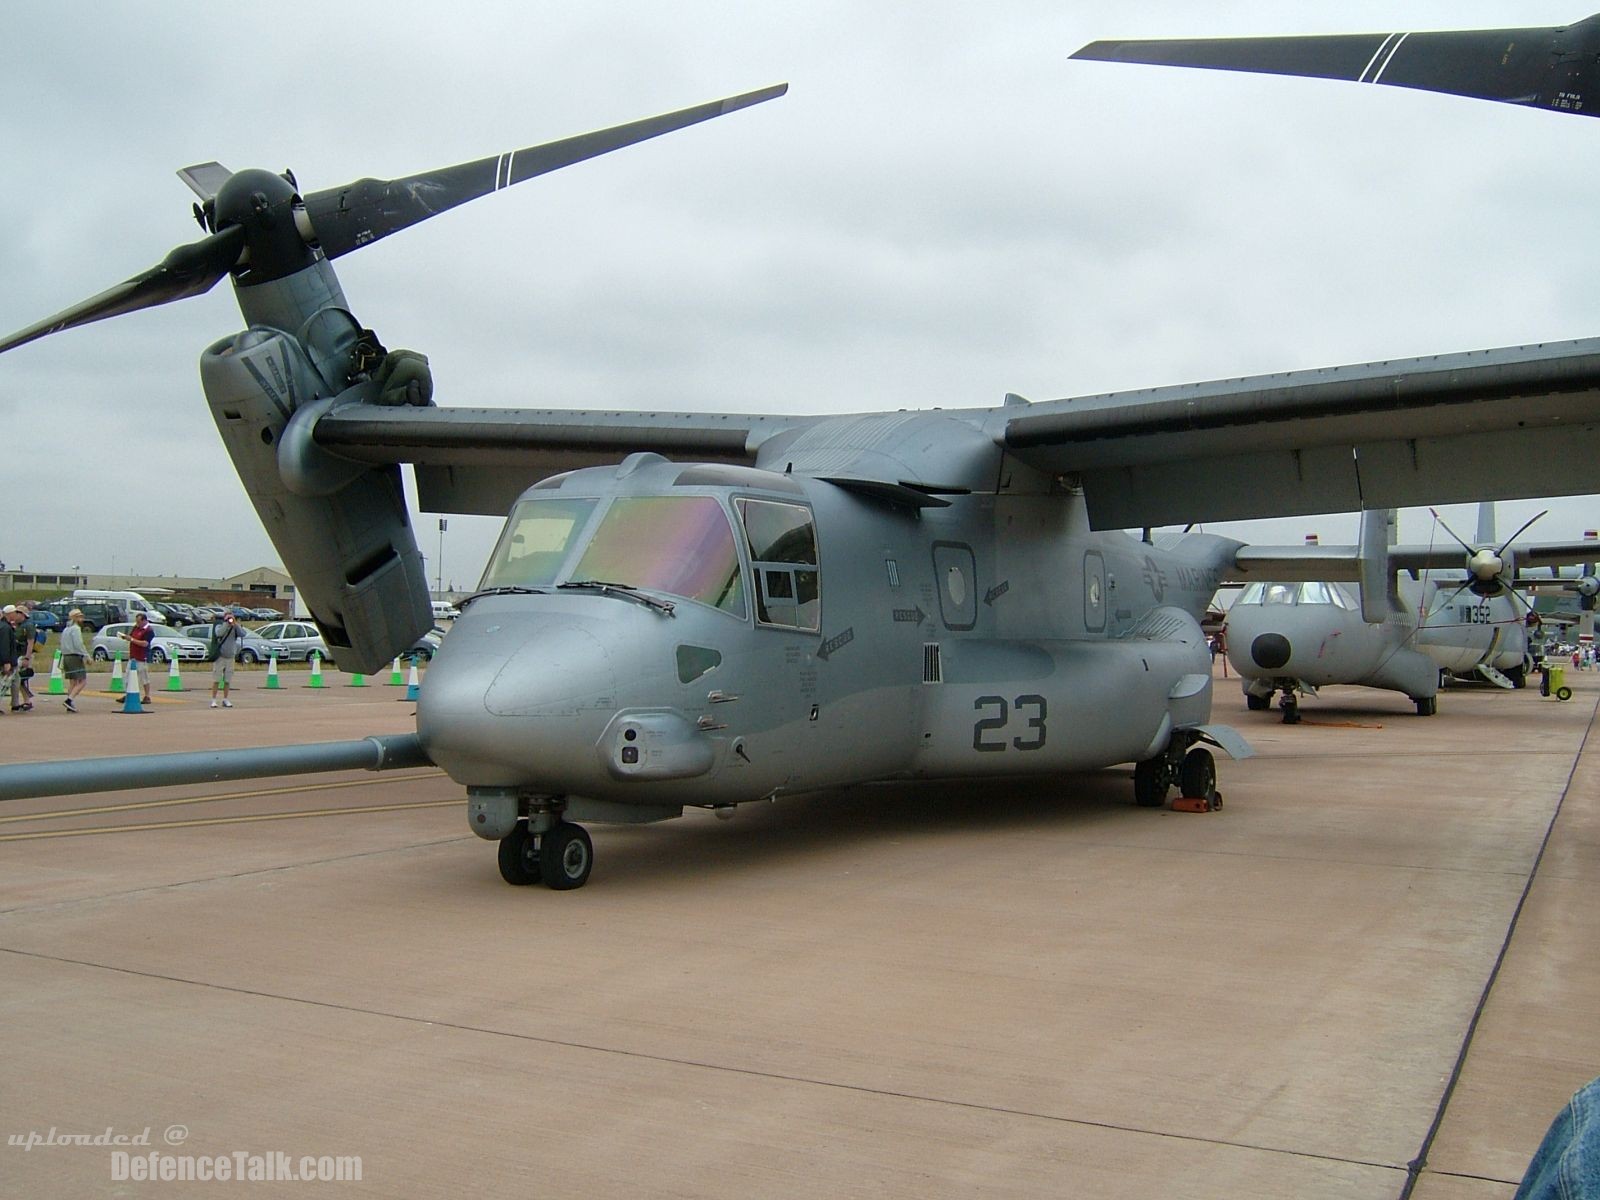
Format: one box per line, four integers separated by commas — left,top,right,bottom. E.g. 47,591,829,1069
8,15,1600,888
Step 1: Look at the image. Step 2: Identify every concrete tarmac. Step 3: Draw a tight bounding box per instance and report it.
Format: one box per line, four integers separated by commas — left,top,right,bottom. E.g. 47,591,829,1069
1,666,1596,1198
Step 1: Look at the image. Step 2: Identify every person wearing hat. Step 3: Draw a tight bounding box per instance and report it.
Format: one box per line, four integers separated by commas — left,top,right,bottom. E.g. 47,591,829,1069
58,608,90,712
13,601,37,710
209,611,241,708
119,611,155,705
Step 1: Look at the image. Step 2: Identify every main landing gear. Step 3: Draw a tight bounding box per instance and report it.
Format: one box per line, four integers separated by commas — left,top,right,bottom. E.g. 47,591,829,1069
1245,684,1301,724
1133,733,1222,812
498,817,594,890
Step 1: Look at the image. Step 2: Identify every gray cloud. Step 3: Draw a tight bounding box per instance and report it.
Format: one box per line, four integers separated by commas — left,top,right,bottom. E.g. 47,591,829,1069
3,1,1596,584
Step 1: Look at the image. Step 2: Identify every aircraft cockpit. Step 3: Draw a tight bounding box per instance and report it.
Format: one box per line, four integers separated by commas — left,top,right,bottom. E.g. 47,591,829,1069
1233,581,1354,608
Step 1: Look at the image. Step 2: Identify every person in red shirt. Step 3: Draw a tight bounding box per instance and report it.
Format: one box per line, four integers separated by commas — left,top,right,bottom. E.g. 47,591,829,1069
121,612,155,704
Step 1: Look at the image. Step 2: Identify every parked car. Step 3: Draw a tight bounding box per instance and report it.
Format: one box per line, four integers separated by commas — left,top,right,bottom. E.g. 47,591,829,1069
25,606,61,632
90,622,210,663
250,620,335,664
405,628,446,661
180,623,276,663
251,606,284,621
55,600,122,633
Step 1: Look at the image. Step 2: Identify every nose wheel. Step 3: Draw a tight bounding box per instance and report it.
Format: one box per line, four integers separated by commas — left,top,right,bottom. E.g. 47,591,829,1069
497,819,594,890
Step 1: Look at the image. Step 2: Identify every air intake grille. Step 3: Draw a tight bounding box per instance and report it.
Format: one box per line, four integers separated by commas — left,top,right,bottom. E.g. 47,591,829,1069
923,643,942,684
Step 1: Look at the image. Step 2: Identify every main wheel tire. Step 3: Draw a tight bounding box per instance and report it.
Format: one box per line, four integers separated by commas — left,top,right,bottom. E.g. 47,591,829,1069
1245,693,1270,712
1415,696,1437,716
539,822,594,890
1179,748,1216,800
1506,664,1527,689
1133,759,1168,808
497,823,542,886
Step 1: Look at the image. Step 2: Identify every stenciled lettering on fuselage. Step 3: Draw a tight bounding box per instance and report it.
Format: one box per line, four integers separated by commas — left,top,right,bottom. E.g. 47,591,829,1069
1141,556,1220,604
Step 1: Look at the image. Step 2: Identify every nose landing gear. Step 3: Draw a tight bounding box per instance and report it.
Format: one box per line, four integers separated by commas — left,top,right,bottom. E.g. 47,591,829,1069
497,805,594,890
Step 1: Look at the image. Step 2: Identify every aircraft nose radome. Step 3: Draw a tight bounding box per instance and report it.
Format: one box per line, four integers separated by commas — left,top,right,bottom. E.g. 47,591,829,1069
1251,633,1292,670
416,611,623,789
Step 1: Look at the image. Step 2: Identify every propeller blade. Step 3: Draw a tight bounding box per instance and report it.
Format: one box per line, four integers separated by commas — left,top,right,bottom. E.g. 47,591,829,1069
302,83,787,261
1428,507,1475,555
0,224,247,356
1496,509,1549,556
1073,15,1600,118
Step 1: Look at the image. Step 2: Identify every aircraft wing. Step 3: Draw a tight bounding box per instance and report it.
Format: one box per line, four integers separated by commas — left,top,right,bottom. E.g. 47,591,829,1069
1232,539,1600,584
1000,337,1600,530
313,403,821,515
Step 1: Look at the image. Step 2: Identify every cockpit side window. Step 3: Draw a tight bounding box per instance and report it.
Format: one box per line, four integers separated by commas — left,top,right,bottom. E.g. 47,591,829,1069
1262,583,1297,605
1237,582,1265,605
481,497,599,588
736,498,820,631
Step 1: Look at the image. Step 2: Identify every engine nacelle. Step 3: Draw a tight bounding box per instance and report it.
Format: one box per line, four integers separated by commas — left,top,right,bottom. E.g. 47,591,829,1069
200,327,431,672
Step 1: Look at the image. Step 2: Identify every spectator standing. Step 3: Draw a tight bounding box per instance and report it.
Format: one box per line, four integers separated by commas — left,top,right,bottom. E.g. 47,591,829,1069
210,611,241,708
0,606,20,712
121,611,155,705
13,601,36,709
58,608,90,712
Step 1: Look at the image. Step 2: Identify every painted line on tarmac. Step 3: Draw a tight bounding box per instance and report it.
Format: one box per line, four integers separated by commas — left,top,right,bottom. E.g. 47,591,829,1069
0,771,449,825
0,799,459,841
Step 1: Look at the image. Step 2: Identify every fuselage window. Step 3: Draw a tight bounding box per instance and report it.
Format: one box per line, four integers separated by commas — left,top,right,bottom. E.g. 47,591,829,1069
736,498,820,631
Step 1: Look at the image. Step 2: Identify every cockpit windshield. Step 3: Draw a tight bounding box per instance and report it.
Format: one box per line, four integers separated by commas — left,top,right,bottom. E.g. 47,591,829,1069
480,497,599,589
480,494,747,616
574,497,746,616
1235,580,1346,607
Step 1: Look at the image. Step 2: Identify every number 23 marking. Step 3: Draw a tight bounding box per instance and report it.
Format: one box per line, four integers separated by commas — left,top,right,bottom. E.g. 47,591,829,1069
973,694,1047,752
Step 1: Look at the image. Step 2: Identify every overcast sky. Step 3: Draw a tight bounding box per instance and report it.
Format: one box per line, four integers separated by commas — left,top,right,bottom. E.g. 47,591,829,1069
3,2,1598,586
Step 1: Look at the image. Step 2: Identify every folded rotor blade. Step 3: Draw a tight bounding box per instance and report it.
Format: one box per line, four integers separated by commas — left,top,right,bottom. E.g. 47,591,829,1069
303,83,787,261
0,224,247,356
1073,15,1600,117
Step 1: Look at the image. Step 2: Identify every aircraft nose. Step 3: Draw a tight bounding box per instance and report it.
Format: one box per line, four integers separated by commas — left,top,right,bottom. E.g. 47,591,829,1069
1251,633,1292,670
417,609,622,789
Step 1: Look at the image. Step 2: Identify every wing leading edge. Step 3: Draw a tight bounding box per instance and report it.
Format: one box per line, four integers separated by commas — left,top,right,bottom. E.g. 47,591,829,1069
314,404,820,516
1001,337,1600,530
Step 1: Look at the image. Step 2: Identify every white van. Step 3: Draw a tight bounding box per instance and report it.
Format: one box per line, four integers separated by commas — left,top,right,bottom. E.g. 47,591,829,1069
431,600,460,621
73,589,168,623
